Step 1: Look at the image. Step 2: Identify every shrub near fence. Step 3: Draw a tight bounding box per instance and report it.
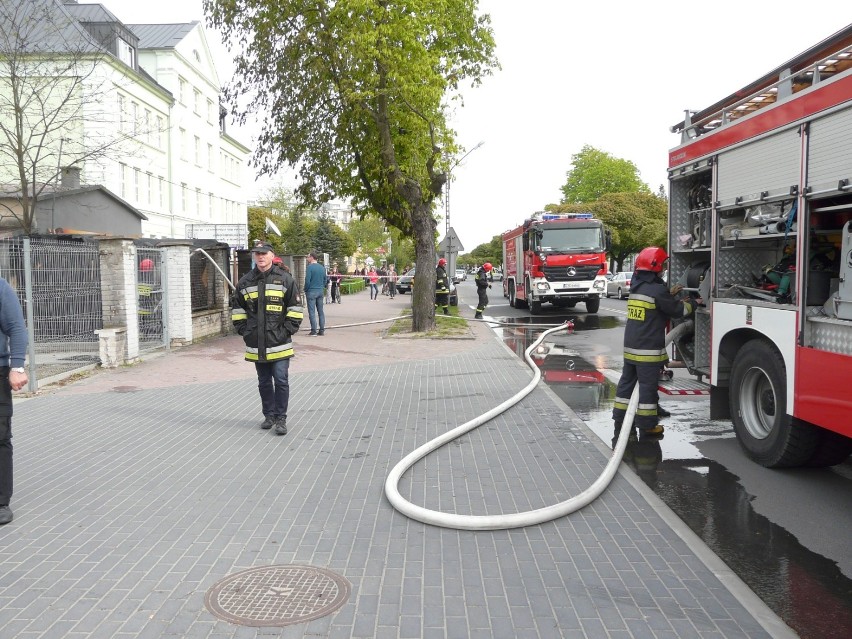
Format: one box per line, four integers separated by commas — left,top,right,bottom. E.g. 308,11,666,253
340,277,365,295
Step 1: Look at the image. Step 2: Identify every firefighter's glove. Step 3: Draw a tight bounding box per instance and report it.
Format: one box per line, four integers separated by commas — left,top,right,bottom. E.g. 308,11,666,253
670,284,683,295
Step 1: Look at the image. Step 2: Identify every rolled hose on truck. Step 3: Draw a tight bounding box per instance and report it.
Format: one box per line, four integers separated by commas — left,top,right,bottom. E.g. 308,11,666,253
383,316,695,531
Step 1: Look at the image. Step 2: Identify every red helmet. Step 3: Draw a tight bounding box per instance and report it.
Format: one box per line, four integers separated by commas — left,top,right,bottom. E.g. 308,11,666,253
437,258,447,267
635,246,668,273
139,258,154,272
483,262,493,272
272,256,283,265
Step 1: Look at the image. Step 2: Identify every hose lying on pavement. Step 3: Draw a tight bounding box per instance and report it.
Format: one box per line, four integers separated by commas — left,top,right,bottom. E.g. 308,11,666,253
383,318,694,530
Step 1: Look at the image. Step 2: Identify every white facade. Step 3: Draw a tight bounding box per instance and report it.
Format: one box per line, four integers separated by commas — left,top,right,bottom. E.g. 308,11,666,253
0,0,250,239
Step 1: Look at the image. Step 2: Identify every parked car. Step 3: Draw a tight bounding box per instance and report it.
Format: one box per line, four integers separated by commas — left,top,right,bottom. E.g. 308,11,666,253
453,269,466,283
396,268,415,294
399,267,457,305
605,271,633,299
491,269,503,282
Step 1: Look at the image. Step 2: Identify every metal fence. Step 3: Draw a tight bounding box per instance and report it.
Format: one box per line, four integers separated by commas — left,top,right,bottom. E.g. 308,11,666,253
190,248,229,312
137,247,168,353
0,236,102,384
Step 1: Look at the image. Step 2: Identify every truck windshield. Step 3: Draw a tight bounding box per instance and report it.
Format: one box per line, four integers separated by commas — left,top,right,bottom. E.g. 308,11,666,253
538,226,604,253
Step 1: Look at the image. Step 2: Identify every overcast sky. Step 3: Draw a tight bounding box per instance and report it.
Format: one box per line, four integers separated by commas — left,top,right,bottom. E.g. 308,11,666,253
112,1,850,252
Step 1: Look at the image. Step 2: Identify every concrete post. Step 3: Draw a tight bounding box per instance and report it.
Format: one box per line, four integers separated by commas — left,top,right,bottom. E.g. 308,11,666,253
162,242,193,346
97,238,139,365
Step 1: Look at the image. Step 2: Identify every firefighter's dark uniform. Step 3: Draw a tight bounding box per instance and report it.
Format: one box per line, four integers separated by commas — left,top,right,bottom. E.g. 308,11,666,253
474,266,490,318
612,270,694,431
232,263,303,423
435,264,450,315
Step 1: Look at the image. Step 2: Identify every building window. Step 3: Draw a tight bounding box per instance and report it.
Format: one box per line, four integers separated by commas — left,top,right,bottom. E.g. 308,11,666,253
144,109,151,144
194,136,200,165
193,89,201,115
196,187,201,215
118,94,126,132
156,115,164,147
119,163,127,198
179,77,187,104
179,128,186,160
159,177,165,208
181,183,187,212
134,168,140,202
207,143,213,171
117,37,135,67
131,101,139,135
146,172,153,204
207,99,214,124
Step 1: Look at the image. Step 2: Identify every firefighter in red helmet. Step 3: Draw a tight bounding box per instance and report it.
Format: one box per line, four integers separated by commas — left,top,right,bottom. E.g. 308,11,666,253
612,247,696,438
435,258,450,315
474,262,493,319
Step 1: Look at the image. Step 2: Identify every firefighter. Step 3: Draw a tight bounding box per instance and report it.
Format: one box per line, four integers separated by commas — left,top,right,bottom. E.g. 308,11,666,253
474,262,493,319
435,258,450,315
612,247,696,436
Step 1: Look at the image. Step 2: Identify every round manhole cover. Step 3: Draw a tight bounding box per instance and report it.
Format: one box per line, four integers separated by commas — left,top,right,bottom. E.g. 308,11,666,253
205,564,351,627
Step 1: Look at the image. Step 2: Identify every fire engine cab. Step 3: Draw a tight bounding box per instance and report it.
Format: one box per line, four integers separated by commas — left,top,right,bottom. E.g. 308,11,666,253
502,212,609,315
667,24,852,467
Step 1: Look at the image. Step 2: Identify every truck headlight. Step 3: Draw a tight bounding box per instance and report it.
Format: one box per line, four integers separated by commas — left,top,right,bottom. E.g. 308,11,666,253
593,279,605,291
536,281,550,291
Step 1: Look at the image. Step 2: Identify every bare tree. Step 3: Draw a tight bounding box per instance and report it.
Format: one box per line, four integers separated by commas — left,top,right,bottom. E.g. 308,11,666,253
0,0,158,234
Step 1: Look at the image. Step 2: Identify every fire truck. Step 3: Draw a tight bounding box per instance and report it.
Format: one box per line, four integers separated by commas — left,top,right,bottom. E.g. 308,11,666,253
501,212,609,314
667,24,852,467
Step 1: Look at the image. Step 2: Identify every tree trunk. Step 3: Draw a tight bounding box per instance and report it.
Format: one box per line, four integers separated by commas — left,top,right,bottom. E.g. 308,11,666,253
410,201,437,332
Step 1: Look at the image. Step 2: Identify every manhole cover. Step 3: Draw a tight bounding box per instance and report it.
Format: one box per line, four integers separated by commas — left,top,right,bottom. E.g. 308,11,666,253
205,565,350,627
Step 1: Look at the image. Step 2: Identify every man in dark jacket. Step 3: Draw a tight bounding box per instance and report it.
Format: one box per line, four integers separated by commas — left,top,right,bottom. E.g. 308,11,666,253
435,258,450,315
474,262,493,319
232,243,303,435
612,247,695,436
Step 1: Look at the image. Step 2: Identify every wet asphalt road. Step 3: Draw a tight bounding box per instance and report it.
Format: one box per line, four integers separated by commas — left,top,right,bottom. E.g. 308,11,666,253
455,280,852,639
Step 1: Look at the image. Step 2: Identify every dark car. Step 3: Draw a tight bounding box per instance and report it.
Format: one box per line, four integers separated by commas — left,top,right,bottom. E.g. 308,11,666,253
399,267,457,305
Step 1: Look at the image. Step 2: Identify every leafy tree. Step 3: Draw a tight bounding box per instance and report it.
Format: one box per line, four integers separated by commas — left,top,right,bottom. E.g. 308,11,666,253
281,208,316,256
348,216,389,263
553,192,667,272
312,215,356,268
205,0,498,331
560,145,650,204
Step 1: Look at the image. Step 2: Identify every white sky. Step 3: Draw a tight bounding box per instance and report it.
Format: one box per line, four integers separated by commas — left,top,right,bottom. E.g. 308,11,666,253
111,1,851,251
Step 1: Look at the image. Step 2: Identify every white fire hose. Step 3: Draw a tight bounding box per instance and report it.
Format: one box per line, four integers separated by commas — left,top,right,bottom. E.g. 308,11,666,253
383,317,694,530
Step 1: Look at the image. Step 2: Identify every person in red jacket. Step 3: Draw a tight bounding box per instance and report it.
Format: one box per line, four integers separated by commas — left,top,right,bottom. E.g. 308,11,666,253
612,247,696,437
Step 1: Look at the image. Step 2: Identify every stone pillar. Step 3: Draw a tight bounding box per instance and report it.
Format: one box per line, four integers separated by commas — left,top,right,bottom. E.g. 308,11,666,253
98,238,139,365
163,242,193,347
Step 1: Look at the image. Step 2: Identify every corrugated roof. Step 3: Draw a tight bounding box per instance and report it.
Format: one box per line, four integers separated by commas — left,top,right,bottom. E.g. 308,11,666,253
128,23,198,49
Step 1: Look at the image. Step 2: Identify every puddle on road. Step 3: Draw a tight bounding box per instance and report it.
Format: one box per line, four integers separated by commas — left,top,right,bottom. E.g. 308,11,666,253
495,314,852,639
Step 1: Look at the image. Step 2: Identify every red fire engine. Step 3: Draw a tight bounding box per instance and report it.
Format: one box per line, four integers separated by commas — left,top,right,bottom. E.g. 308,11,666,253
667,24,852,467
501,212,609,315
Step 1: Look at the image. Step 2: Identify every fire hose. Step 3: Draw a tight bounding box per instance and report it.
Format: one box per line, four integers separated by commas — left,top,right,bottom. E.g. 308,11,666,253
383,317,694,530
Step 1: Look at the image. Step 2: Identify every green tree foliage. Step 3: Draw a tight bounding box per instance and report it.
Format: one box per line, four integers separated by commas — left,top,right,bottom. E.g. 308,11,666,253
281,208,316,256
205,0,497,331
313,215,356,268
560,145,650,204
553,192,667,272
461,234,502,268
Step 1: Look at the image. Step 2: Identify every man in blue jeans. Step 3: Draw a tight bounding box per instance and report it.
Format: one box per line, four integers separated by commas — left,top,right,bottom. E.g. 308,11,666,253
304,252,327,336
232,244,303,435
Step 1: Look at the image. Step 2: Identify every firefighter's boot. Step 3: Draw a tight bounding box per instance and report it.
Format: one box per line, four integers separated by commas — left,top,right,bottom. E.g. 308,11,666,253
474,312,483,319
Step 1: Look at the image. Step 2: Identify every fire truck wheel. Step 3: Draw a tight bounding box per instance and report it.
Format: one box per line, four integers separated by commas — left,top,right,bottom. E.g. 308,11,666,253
729,340,819,467
804,429,852,467
529,299,542,314
585,297,600,313
508,286,516,308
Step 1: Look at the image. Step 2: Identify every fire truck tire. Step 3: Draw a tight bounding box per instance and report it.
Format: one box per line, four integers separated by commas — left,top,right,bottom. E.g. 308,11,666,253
585,297,600,313
730,340,820,467
508,286,516,308
529,299,542,314
804,430,852,467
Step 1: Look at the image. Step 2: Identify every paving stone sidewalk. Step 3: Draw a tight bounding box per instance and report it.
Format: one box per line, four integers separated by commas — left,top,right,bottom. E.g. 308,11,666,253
0,290,794,637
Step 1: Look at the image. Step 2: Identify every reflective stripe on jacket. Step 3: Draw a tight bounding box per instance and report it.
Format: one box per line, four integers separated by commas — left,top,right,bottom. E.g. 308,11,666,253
232,264,303,363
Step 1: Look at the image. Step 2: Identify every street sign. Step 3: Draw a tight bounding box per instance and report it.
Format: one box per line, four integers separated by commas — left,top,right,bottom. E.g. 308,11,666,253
438,226,464,252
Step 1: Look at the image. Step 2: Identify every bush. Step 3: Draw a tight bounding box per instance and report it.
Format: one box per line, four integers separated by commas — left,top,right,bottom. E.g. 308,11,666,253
340,277,365,295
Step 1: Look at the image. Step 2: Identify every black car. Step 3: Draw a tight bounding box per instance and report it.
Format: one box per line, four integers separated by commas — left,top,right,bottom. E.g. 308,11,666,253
398,267,457,305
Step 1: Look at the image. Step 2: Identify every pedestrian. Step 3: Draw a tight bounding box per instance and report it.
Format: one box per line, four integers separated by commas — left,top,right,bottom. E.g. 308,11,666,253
368,267,380,300
387,265,397,298
474,262,493,319
304,252,327,336
612,247,696,437
0,276,29,526
231,243,303,436
329,266,342,303
435,258,450,315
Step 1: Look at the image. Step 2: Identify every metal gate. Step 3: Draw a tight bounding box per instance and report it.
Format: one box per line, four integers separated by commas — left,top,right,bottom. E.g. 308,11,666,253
136,247,169,352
